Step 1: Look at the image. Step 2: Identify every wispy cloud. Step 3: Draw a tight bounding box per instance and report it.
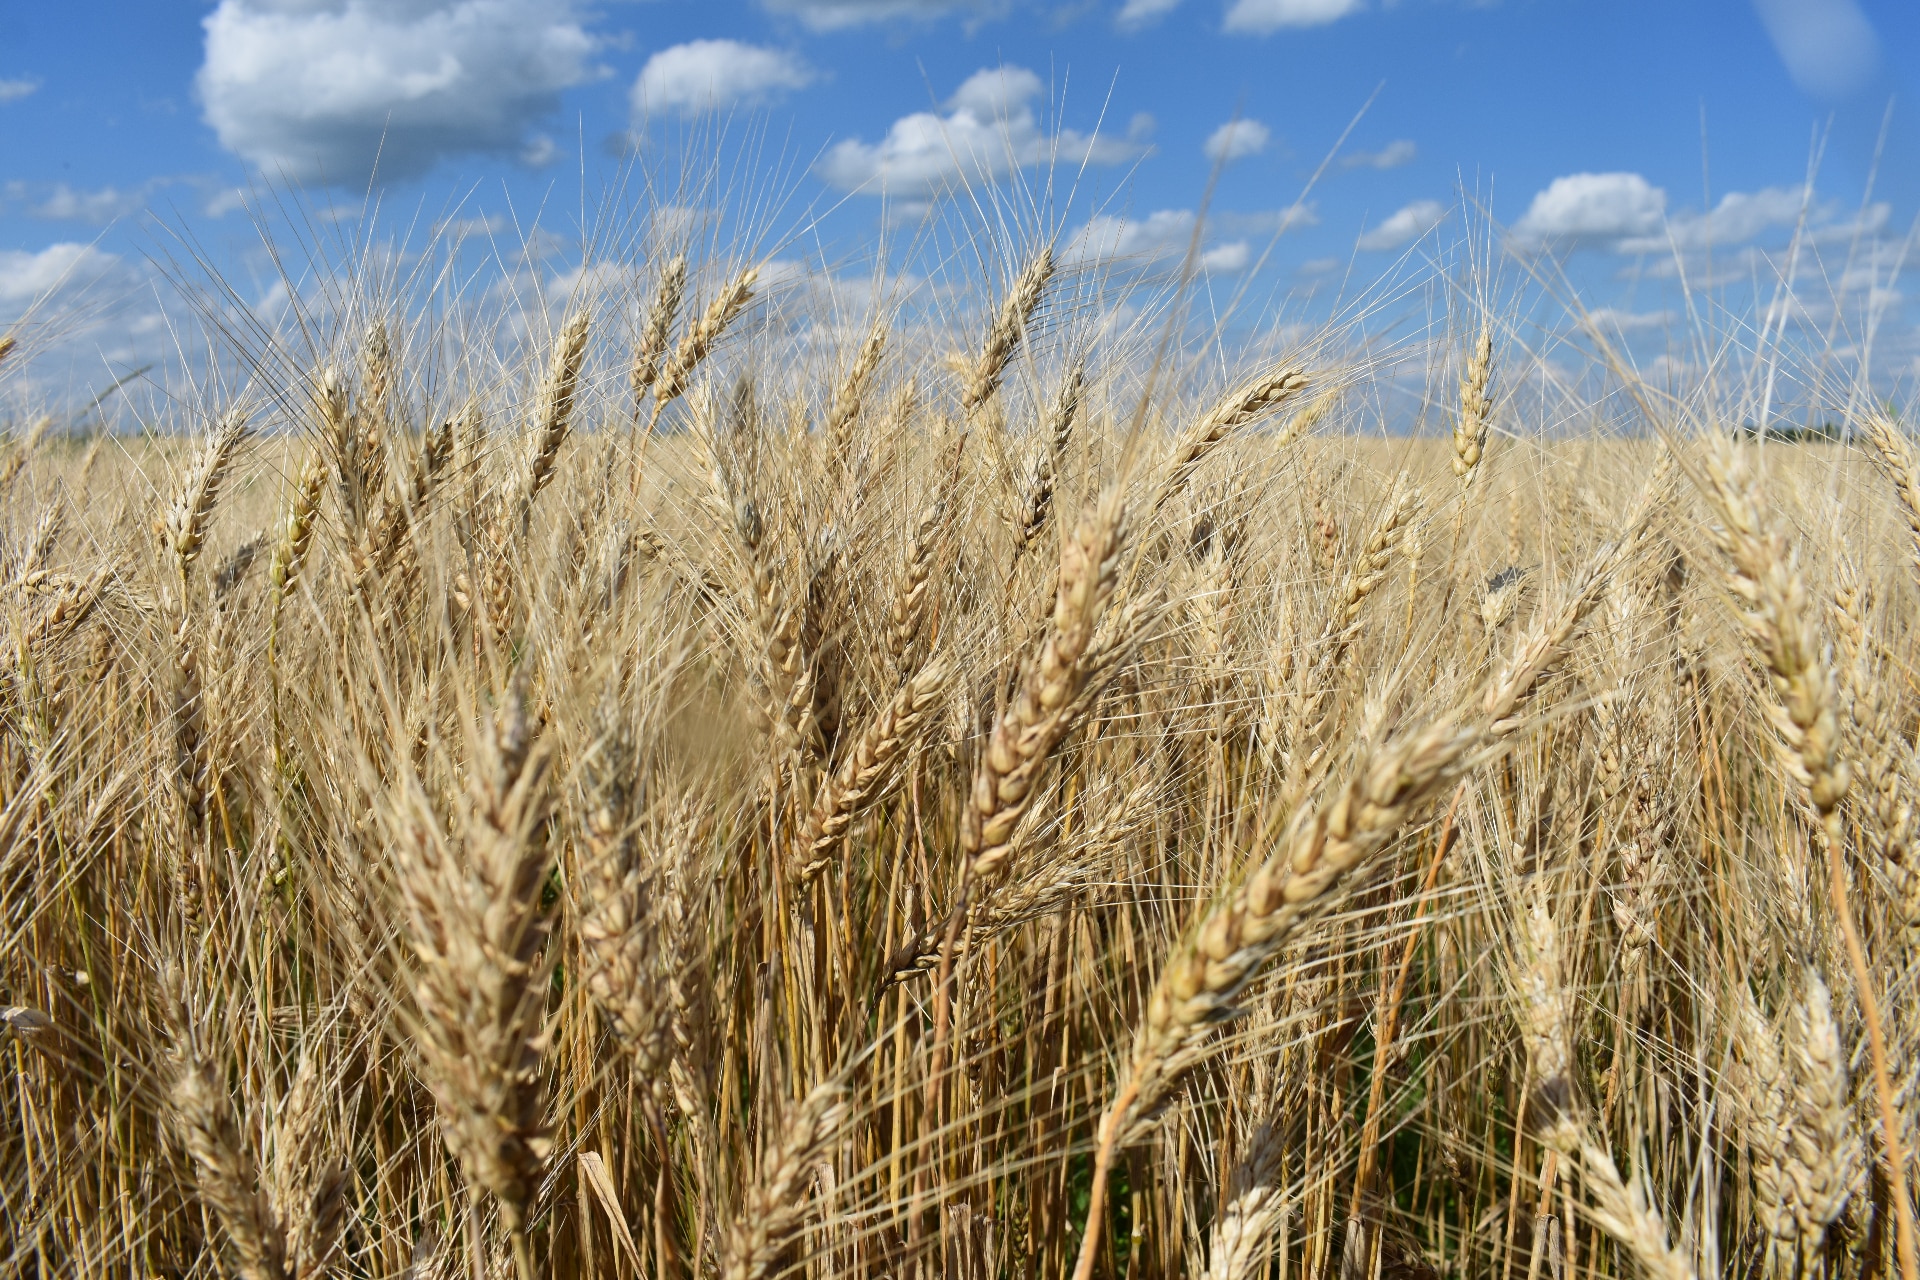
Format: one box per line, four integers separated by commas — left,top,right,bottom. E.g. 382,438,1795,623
760,0,1002,29
1067,209,1252,273
1204,119,1270,164
0,243,121,303
1223,0,1363,34
1341,139,1415,171
1357,199,1446,250
1116,0,1181,29
0,77,39,104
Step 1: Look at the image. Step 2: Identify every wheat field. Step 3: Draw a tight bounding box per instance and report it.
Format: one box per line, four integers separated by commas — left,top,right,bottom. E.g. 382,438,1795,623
1,220,1918,1280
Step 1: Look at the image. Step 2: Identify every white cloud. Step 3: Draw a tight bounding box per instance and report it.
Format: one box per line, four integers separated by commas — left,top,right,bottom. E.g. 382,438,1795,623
1117,0,1182,28
0,244,120,303
760,0,993,29
31,184,152,224
204,187,251,218
1342,139,1415,170
1751,0,1880,98
0,78,39,104
1357,199,1446,251
1201,241,1251,272
1512,173,1665,245
1204,119,1270,163
1067,209,1251,273
1582,307,1672,333
1617,185,1808,253
633,40,814,116
1516,174,1828,255
195,0,598,184
1223,0,1363,33
816,65,1148,198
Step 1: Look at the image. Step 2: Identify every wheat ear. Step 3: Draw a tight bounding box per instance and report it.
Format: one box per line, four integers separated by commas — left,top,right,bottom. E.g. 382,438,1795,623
1151,369,1310,519
1281,472,1420,785
575,718,675,1074
394,682,554,1278
1515,889,1698,1280
1069,517,1638,1280
356,417,453,591
962,246,1055,414
653,265,758,421
165,411,249,599
1699,434,1917,1280
519,309,590,519
826,318,888,464
889,496,946,669
721,1084,849,1280
631,253,688,414
1452,323,1494,485
798,656,948,882
273,1051,348,1280
267,451,325,658
170,1057,289,1280
963,486,1127,884
1861,412,1920,584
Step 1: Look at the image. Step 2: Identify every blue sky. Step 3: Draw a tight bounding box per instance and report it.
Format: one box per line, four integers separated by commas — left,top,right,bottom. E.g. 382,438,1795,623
2,0,1916,407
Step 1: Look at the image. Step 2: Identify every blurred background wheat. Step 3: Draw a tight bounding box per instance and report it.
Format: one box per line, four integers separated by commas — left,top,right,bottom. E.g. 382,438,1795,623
1,199,1918,1280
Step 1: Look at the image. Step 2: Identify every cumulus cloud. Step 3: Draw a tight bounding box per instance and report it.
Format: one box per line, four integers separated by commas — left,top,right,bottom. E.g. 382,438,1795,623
1356,199,1446,251
816,65,1149,198
1342,139,1415,170
0,78,39,104
760,0,993,29
633,40,813,116
1117,0,1182,28
0,244,120,303
1067,209,1252,273
1204,119,1270,163
1223,0,1363,33
1751,0,1880,98
1512,173,1665,245
195,0,598,184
